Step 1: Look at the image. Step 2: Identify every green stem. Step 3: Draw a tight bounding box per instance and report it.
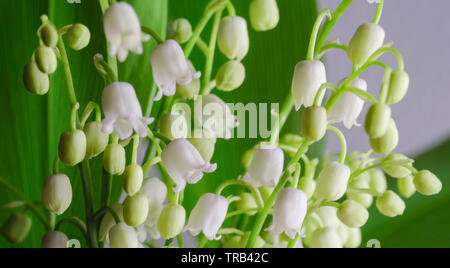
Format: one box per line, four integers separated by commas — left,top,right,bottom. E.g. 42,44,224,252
269,93,294,145
313,82,337,107
246,140,311,248
327,125,347,164
177,234,184,248
226,1,236,16
80,102,102,127
142,26,164,44
307,9,332,61
55,216,89,241
131,135,140,164
99,0,118,76
379,67,393,104
184,9,214,57
215,179,264,209
57,36,78,106
317,42,348,59
79,160,99,248
100,169,113,208
373,0,384,24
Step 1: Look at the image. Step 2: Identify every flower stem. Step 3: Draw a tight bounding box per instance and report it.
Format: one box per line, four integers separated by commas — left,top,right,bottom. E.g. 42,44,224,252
215,179,264,209
78,160,99,248
57,36,78,106
55,216,89,242
307,9,332,61
269,93,294,145
184,9,214,57
327,125,347,164
373,0,384,25
142,26,164,44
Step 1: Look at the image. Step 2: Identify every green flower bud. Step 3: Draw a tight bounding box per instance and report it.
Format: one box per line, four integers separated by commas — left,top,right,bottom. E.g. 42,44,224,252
413,170,442,196
177,77,200,99
123,165,144,196
40,24,58,48
369,169,387,194
103,143,126,175
259,186,273,203
387,70,410,104
158,204,186,239
302,106,327,142
344,228,361,248
236,192,258,216
1,212,32,244
84,121,109,159
34,46,57,74
347,173,373,208
298,177,316,199
160,113,188,140
66,24,90,51
42,174,72,215
99,203,124,242
365,103,392,139
249,0,279,32
216,60,246,92
23,62,49,95
41,231,68,248
383,154,412,178
168,18,192,44
58,130,87,166
376,190,405,218
370,118,399,155
109,222,139,248
188,130,217,162
397,175,416,198
316,162,351,201
310,227,343,248
347,23,385,66
123,193,149,227
337,200,369,228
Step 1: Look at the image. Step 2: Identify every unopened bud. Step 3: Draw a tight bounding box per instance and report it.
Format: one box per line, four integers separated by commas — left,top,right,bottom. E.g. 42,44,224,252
168,18,192,44
387,70,410,104
302,106,327,142
218,16,249,61
376,190,405,218
344,228,362,248
1,212,32,244
123,165,144,196
383,154,412,178
84,121,109,159
40,24,58,48
23,62,49,95
158,204,186,239
316,161,350,201
337,200,369,228
66,24,91,51
298,177,316,199
236,192,258,216
347,23,385,66
99,203,124,242
188,130,217,162
347,173,373,208
370,118,399,155
123,193,149,227
365,103,392,139
42,174,72,215
109,222,139,248
369,169,387,194
310,227,343,248
58,130,87,166
216,60,246,92
41,231,68,248
160,113,188,140
413,170,442,196
103,143,126,175
249,0,279,32
177,77,200,99
35,46,57,74
398,175,416,198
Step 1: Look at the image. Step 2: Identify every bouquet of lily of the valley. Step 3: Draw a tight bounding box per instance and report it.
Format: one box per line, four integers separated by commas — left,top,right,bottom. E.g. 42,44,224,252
0,0,442,248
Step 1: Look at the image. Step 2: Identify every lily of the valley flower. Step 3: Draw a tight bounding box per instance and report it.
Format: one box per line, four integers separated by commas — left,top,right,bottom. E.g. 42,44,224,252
101,82,154,140
329,78,368,129
185,193,229,240
103,2,150,62
291,60,327,110
244,145,284,188
161,139,217,192
151,40,201,101
198,94,239,139
266,188,308,239
141,178,168,240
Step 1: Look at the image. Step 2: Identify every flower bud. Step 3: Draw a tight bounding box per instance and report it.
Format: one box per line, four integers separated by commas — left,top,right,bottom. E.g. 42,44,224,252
387,70,410,104
188,130,217,162
347,23,385,66
168,18,192,44
160,112,188,140
291,60,327,110
103,143,126,175
141,178,167,240
34,46,57,74
41,231,68,248
158,204,186,239
40,24,58,47
99,203,124,242
370,118,399,155
302,106,327,141
337,200,369,228
58,130,87,166
365,103,392,139
347,173,373,208
383,154,412,178
236,192,258,216
123,165,144,196
218,16,249,61
84,121,109,159
259,186,273,203
216,61,246,92
1,212,32,244
369,169,387,194
316,161,351,201
413,170,442,196
66,23,91,51
109,222,139,248
42,174,72,215
244,145,284,188
310,227,343,248
376,190,405,217
398,175,416,198
249,0,279,32
177,75,200,99
298,177,316,199
23,62,49,95
344,228,362,248
123,193,149,227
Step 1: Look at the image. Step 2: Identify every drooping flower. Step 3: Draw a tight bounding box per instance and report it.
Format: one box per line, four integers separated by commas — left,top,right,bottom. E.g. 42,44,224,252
185,193,229,240
141,178,167,240
329,78,368,129
42,174,72,215
41,231,68,248
101,82,154,140
109,222,139,248
316,161,351,201
198,94,239,139
103,2,150,62
266,188,308,239
244,145,284,188
291,60,327,110
151,40,201,101
218,16,249,60
161,139,217,192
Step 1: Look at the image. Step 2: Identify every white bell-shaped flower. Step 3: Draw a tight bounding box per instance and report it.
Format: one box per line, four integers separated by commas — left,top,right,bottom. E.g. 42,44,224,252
198,94,239,139
141,178,168,240
218,16,249,60
329,78,368,129
291,60,327,110
185,193,229,240
101,82,154,140
103,2,150,62
161,139,217,192
244,145,284,188
316,161,351,201
266,188,308,239
151,40,201,101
